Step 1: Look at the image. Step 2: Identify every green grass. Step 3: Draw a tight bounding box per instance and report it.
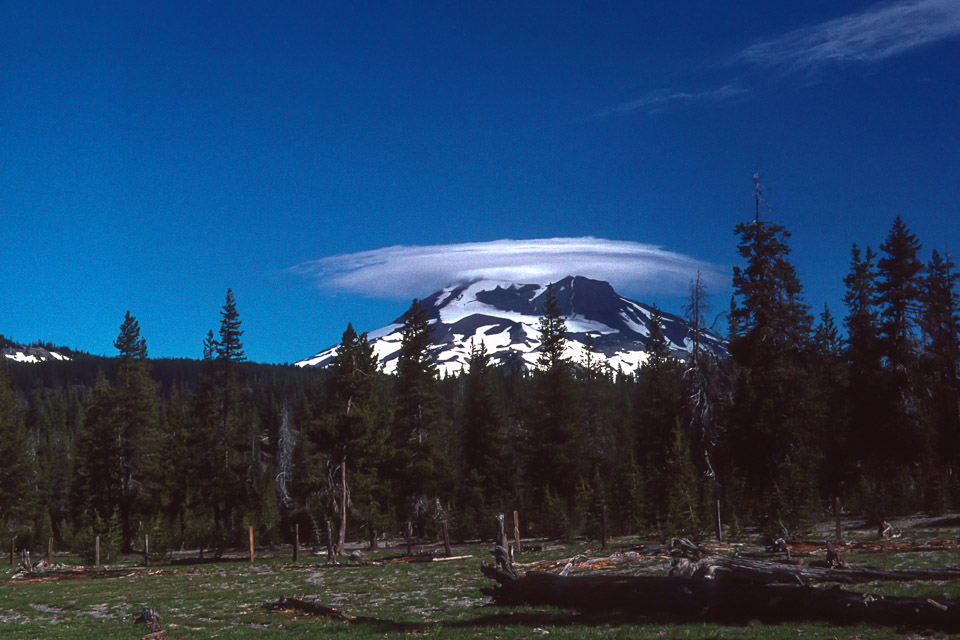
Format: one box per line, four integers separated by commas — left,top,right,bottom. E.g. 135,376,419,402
2,531,960,639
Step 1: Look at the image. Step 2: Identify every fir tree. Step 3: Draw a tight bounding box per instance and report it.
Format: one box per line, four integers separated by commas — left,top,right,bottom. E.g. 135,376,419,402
877,217,924,372
322,323,385,552
536,283,568,372
111,312,159,547
393,299,442,531
72,312,158,549
528,283,581,504
726,180,816,531
875,218,929,489
635,305,682,524
0,360,35,535
459,339,510,536
920,249,960,506
191,290,249,552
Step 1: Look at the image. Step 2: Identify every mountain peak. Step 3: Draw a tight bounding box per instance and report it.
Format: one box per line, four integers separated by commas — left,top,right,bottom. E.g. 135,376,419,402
297,276,723,375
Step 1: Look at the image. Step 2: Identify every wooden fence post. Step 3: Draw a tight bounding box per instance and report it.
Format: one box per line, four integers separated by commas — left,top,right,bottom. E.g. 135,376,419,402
249,526,255,564
144,534,149,566
325,520,334,563
442,518,452,557
601,505,608,550
513,510,521,554
95,536,100,567
405,520,413,556
48,537,53,564
293,524,299,562
714,495,723,542
835,495,843,541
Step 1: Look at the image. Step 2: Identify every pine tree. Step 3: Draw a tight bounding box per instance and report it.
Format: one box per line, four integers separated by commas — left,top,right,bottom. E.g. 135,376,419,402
726,179,816,531
920,249,960,507
0,360,35,535
72,312,158,549
190,290,249,552
536,283,568,372
322,323,384,552
635,305,682,524
459,339,509,536
874,218,929,494
877,217,924,372
664,420,704,537
393,299,441,531
644,305,673,370
528,283,581,506
111,312,159,547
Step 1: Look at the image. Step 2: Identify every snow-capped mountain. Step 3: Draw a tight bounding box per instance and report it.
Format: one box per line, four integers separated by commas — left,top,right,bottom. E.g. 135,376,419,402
1,340,71,364
296,275,724,377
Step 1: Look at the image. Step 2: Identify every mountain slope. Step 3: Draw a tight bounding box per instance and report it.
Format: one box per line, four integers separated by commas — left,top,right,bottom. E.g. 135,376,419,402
0,336,72,364
296,275,724,376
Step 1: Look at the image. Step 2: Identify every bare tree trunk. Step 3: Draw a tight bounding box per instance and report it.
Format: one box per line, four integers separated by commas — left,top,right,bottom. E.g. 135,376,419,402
338,454,347,554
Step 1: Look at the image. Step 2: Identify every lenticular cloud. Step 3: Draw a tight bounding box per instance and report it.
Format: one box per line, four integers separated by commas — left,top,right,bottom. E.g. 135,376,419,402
291,237,722,300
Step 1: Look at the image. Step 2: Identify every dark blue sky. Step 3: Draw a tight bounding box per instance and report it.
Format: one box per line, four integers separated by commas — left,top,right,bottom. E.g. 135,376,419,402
3,1,959,363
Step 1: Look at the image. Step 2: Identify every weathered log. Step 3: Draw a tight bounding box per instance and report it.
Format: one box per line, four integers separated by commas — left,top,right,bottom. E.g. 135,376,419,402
263,596,356,621
262,596,412,630
670,538,960,586
785,537,960,555
480,562,960,631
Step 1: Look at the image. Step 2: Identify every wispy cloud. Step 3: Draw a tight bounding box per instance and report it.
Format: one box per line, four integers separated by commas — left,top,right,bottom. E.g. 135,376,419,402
735,0,960,72
594,0,960,118
291,238,724,300
593,83,749,118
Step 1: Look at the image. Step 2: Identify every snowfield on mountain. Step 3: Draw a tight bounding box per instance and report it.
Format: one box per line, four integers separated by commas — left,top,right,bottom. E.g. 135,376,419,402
297,275,724,376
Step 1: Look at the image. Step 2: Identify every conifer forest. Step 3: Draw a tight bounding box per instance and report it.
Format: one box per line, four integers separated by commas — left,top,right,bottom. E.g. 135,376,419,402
2,212,958,559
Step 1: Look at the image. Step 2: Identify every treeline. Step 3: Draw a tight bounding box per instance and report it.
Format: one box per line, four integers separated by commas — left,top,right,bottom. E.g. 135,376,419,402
0,210,958,558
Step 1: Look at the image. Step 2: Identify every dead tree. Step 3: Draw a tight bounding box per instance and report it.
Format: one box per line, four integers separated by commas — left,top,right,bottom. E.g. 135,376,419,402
480,562,960,631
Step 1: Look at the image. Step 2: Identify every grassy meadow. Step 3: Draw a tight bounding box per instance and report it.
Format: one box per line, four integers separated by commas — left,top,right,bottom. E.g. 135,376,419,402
3,518,960,639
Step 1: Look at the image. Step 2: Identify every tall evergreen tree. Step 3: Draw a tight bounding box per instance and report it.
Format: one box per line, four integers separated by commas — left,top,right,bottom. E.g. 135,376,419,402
528,283,581,506
321,323,385,552
841,244,890,509
73,312,158,549
392,299,442,531
0,360,35,536
874,218,929,492
920,249,960,506
459,339,511,535
191,290,249,551
877,217,924,372
726,180,816,531
635,305,682,523
536,283,569,372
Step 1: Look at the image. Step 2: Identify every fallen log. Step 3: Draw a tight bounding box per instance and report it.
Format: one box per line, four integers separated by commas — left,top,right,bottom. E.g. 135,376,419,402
6,567,159,583
785,537,960,555
262,596,412,631
670,538,960,586
480,562,960,631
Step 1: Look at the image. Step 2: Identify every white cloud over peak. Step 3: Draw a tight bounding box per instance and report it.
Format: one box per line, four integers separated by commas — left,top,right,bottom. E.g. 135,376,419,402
735,0,960,72
292,238,723,300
